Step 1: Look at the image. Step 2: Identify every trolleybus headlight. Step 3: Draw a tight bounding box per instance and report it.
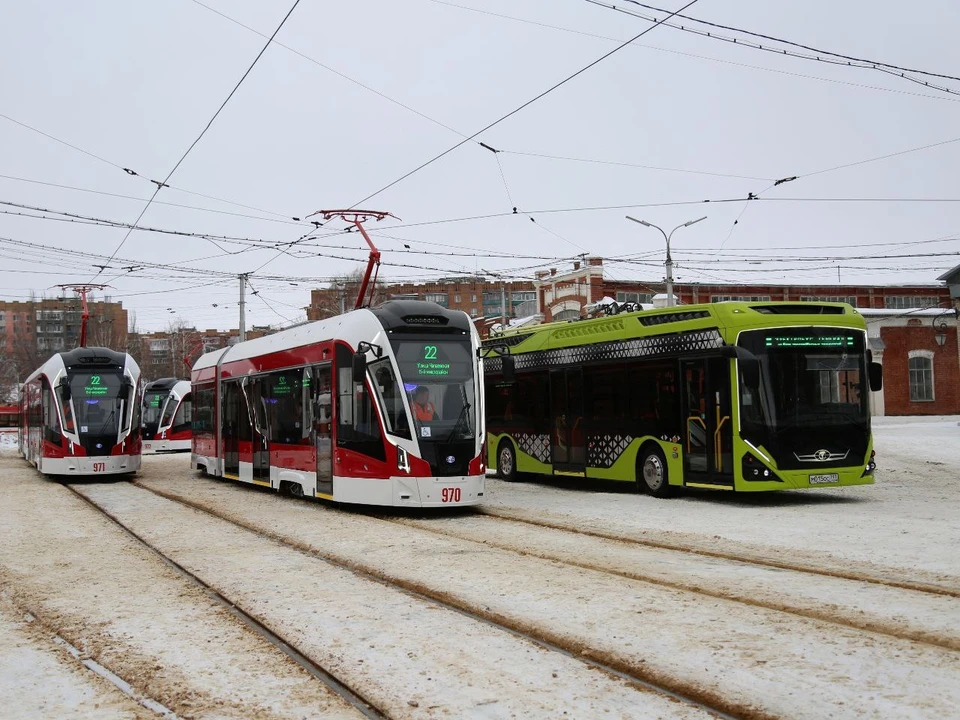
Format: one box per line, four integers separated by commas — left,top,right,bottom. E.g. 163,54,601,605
741,453,783,482
861,450,877,477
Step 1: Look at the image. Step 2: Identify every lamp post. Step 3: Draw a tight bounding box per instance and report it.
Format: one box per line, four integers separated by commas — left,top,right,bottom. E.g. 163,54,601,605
625,216,707,307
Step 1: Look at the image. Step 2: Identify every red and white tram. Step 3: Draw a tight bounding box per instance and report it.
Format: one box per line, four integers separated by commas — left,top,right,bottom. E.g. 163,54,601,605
191,300,485,506
142,378,192,453
19,346,142,476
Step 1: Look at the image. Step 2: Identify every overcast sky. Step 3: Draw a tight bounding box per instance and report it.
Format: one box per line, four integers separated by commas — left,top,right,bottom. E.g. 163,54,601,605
2,0,959,332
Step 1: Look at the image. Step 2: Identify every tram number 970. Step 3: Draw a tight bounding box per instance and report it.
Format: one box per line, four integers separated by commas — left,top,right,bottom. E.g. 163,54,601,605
440,487,462,503
92,462,106,472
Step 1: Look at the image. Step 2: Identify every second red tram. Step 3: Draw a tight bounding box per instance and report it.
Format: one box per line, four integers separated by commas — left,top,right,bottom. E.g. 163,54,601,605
191,301,486,506
142,378,192,453
19,346,142,475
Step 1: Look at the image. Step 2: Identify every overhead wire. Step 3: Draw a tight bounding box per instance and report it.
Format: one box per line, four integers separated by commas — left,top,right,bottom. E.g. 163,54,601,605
0,173,308,226
344,0,702,210
585,0,960,98
93,0,303,277
427,0,959,104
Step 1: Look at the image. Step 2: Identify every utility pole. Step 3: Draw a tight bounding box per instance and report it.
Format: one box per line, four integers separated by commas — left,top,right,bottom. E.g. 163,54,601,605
500,277,506,330
238,273,248,342
625,216,707,307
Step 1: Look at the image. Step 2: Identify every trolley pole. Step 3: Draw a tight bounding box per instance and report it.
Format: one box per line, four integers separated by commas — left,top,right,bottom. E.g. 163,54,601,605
238,273,248,342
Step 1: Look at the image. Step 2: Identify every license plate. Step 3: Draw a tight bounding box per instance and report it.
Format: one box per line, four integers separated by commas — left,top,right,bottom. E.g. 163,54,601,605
809,473,839,485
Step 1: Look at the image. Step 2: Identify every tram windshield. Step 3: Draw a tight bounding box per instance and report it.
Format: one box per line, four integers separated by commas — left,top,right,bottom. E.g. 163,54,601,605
65,371,129,437
142,389,167,427
739,329,868,432
389,339,477,443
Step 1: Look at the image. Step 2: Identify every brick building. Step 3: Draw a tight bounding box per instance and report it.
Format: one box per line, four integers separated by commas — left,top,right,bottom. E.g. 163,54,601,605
128,326,274,381
0,296,128,383
307,276,537,324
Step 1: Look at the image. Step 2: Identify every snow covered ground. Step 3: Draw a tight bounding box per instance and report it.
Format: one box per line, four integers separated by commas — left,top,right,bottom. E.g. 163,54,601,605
0,416,957,718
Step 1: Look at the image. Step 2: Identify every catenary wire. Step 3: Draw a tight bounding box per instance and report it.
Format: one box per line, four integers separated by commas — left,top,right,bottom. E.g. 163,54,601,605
427,0,959,104
93,0,303,277
344,0,701,210
585,0,960,98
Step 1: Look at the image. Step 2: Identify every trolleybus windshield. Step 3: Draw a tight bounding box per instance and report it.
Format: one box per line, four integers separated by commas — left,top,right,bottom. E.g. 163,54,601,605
390,339,476,442
737,328,869,463
66,372,127,436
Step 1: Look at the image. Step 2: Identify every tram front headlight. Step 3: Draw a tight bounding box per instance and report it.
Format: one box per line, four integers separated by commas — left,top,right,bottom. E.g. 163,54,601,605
397,445,410,473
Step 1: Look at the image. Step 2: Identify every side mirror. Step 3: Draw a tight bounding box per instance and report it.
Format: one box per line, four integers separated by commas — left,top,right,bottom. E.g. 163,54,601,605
501,354,516,383
721,346,760,389
868,361,883,392
352,352,367,384
740,357,761,390
119,381,132,401
60,381,71,403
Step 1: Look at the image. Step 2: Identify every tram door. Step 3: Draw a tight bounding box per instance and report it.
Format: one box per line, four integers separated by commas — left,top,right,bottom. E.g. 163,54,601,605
246,378,270,484
314,364,333,496
221,381,247,478
681,358,733,487
550,368,585,473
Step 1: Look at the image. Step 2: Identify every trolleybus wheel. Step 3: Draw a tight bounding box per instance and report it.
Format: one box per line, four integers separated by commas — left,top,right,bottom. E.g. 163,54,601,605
497,440,518,481
638,445,672,498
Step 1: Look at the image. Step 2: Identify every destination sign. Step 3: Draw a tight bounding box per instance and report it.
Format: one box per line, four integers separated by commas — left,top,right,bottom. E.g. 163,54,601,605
417,345,450,376
83,374,109,397
765,335,856,348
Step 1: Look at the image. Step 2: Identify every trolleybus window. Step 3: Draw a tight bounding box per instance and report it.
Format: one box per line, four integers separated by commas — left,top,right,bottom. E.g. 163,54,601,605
390,339,476,442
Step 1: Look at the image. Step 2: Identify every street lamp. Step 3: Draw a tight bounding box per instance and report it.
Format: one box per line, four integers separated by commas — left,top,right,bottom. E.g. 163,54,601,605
625,215,707,307
933,314,949,348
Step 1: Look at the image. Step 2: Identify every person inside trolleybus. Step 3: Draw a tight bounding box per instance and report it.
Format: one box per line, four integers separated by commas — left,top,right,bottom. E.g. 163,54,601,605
410,386,437,422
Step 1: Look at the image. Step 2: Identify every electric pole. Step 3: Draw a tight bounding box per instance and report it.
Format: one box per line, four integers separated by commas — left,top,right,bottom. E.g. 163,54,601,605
239,273,248,342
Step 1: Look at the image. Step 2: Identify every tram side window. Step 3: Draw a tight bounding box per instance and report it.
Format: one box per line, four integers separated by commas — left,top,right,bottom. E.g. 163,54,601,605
265,370,311,445
223,381,251,442
192,385,215,435
41,379,60,443
171,395,192,435
335,346,385,461
160,395,177,429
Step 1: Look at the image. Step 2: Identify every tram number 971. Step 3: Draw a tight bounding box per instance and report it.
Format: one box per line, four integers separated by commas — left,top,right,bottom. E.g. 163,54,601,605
92,462,106,472
441,487,462,503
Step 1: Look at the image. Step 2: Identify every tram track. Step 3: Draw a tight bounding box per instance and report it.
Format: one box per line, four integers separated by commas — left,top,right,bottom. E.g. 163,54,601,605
64,484,388,720
477,507,960,599
379,508,960,653
122,481,757,720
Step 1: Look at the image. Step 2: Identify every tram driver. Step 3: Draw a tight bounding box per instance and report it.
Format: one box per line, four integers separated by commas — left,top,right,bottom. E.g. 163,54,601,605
410,386,438,423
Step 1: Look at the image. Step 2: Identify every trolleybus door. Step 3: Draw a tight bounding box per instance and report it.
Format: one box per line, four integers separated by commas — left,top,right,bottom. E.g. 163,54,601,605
681,358,733,487
549,368,586,474
313,364,333,497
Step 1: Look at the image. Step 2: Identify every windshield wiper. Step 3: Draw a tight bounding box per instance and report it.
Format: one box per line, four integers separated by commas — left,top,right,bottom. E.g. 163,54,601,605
96,409,116,436
445,386,472,443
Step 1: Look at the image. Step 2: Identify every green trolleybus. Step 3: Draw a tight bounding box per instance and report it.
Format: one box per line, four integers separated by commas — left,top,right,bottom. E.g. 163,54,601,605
483,301,882,496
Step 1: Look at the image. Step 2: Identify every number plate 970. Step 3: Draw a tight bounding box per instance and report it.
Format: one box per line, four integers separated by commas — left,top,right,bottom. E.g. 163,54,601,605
441,487,462,503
